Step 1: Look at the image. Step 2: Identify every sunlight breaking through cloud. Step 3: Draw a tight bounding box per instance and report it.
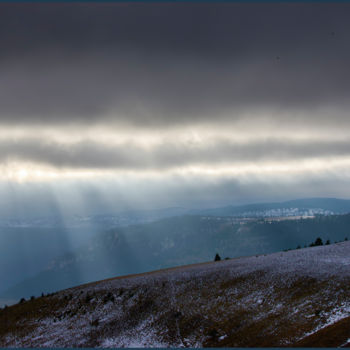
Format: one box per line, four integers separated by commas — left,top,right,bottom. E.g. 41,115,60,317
0,2,349,213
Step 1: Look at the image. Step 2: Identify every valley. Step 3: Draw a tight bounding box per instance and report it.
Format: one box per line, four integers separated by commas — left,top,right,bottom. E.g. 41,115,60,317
2,197,350,303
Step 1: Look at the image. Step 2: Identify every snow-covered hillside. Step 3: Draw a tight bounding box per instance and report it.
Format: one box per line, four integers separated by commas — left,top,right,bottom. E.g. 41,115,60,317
1,241,350,347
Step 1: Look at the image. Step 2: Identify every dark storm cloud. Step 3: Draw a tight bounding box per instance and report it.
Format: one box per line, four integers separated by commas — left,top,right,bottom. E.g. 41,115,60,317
1,3,348,59
2,137,350,170
0,3,350,127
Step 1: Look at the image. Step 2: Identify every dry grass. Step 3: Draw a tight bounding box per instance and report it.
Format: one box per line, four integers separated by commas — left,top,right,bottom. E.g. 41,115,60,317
294,316,350,347
1,243,350,347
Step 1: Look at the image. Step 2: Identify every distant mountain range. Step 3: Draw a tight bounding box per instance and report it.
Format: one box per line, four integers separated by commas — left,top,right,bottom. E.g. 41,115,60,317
1,198,350,229
192,197,350,217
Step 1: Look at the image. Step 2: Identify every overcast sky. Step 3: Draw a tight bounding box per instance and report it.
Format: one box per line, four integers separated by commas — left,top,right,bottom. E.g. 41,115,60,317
1,2,350,214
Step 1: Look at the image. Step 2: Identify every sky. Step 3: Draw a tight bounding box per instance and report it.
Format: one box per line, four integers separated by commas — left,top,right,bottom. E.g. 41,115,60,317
1,2,350,216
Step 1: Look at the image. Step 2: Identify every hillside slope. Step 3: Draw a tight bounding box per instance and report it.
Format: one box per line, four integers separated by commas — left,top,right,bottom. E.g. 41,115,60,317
1,241,350,347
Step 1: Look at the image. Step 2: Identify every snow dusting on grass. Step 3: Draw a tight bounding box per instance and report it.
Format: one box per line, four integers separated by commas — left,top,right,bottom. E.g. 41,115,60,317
101,317,169,348
1,241,350,347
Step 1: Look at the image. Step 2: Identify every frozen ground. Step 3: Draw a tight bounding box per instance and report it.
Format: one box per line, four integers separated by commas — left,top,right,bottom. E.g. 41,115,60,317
1,241,350,347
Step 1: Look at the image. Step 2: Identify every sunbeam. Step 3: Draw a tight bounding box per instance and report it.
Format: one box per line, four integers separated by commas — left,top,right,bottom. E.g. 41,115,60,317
1,2,350,325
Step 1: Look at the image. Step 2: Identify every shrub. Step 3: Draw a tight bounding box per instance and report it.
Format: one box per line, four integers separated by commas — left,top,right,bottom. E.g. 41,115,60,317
85,294,93,303
173,311,182,318
103,292,115,303
90,318,99,327
208,328,219,339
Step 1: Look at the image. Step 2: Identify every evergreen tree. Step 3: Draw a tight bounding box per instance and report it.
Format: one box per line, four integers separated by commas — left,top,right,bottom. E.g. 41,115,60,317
314,237,323,246
214,253,221,261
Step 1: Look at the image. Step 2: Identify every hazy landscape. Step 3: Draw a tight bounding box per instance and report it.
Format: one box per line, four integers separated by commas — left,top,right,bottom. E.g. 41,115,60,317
1,2,350,347
1,197,350,347
1,197,350,304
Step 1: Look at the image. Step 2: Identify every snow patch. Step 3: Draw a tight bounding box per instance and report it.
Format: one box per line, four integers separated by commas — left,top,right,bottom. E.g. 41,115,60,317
303,302,350,338
101,317,168,348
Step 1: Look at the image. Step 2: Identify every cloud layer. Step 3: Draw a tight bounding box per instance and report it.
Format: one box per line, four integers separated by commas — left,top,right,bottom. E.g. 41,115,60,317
0,3,349,210
1,136,350,171
0,3,349,128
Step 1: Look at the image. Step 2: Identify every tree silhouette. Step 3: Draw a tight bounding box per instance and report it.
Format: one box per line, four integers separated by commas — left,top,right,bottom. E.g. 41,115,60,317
214,253,221,261
314,237,323,246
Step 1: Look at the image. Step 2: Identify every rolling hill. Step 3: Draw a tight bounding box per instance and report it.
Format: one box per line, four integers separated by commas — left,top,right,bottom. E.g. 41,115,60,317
1,241,350,347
